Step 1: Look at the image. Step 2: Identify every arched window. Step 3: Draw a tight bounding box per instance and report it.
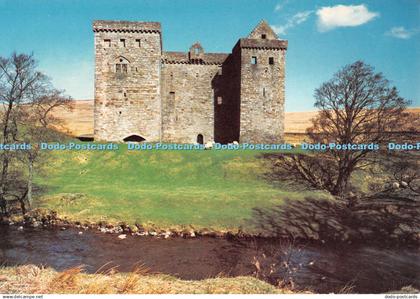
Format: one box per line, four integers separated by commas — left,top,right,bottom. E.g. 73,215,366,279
115,56,130,74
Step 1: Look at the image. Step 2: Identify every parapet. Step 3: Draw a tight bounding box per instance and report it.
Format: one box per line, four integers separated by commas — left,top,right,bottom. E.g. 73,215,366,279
237,38,288,50
162,52,229,65
93,20,161,33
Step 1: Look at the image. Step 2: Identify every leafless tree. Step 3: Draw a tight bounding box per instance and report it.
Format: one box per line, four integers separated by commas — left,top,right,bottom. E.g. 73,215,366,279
0,52,71,214
277,61,411,197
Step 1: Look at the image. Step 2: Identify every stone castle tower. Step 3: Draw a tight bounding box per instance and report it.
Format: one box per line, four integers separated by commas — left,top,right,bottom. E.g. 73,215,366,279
93,20,287,144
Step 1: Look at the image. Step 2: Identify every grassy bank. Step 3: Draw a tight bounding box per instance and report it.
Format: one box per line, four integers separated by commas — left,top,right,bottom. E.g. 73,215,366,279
0,265,295,294
34,144,328,232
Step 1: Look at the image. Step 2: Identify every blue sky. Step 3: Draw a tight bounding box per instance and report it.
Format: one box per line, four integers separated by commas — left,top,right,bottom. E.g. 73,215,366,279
0,0,418,111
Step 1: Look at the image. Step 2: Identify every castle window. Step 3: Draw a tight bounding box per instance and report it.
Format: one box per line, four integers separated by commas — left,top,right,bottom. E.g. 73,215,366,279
269,57,274,65
169,92,175,109
263,88,266,97
218,67,222,76
119,39,126,47
116,64,128,73
217,96,223,105
261,34,266,39
135,39,141,47
104,39,111,47
251,56,257,64
169,92,175,101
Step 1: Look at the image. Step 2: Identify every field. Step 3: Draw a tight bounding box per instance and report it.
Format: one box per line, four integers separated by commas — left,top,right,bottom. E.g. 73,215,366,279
35,146,328,232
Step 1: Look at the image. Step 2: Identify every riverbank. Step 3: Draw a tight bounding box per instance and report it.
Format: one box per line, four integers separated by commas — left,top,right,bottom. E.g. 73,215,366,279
0,265,295,294
1,208,252,238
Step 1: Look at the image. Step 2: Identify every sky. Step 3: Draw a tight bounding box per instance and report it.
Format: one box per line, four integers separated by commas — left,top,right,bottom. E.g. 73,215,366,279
0,0,418,111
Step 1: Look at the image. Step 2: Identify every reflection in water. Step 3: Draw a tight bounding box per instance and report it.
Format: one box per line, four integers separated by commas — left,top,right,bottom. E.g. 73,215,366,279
0,226,418,293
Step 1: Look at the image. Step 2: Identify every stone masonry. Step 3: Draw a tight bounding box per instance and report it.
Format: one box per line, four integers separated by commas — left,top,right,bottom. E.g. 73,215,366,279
93,20,287,143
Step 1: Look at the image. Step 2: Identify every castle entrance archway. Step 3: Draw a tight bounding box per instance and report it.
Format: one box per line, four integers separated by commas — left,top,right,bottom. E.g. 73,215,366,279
197,134,204,145
123,135,146,142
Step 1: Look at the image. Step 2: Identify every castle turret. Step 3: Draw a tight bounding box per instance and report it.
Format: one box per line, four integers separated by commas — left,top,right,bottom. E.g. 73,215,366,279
93,20,162,142
236,20,288,143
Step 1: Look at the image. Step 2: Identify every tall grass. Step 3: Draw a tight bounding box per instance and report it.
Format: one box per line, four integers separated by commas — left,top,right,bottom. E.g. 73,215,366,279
0,265,290,294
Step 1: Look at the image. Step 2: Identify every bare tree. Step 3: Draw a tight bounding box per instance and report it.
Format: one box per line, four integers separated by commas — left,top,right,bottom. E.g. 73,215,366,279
0,52,71,214
276,61,410,196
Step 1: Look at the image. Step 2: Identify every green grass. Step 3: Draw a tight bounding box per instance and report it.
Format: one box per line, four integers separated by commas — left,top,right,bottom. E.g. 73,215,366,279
35,144,328,231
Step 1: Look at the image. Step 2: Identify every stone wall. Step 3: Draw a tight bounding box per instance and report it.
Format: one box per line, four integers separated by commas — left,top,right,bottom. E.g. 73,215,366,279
213,51,242,143
93,20,287,144
160,50,227,144
93,21,162,142
160,63,218,144
238,39,287,143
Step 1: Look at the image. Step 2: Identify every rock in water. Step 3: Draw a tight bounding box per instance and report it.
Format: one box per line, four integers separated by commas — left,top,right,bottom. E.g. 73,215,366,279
118,234,127,239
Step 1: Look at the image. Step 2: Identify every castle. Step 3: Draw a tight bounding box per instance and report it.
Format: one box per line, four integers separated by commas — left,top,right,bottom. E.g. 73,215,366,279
93,20,287,144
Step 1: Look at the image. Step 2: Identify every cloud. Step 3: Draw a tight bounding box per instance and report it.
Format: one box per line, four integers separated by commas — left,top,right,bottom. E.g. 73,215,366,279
274,0,289,12
316,4,379,32
386,26,418,39
271,10,313,35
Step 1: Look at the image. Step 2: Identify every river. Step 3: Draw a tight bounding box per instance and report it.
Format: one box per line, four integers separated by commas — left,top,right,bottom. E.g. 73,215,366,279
0,225,418,293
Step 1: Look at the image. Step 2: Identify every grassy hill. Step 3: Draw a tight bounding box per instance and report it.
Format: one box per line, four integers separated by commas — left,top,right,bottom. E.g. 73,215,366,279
35,145,328,232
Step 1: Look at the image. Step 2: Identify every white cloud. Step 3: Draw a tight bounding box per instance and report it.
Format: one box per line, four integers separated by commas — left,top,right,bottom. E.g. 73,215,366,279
316,4,379,32
271,10,313,35
274,0,289,12
386,26,417,39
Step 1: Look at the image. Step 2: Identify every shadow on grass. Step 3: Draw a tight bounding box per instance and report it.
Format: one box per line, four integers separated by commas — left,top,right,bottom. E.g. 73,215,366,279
256,153,314,192
249,195,420,246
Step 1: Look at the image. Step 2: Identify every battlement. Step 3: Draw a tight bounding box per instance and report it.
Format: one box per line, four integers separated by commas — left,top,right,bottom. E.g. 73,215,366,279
93,20,161,33
162,51,229,65
237,38,288,50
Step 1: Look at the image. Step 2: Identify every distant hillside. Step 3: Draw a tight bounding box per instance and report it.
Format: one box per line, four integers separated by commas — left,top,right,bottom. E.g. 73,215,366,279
51,100,419,138
51,100,94,136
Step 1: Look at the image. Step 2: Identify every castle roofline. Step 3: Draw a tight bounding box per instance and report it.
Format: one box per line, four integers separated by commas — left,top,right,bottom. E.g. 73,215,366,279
162,51,229,65
93,20,161,33
233,38,288,51
248,20,279,40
